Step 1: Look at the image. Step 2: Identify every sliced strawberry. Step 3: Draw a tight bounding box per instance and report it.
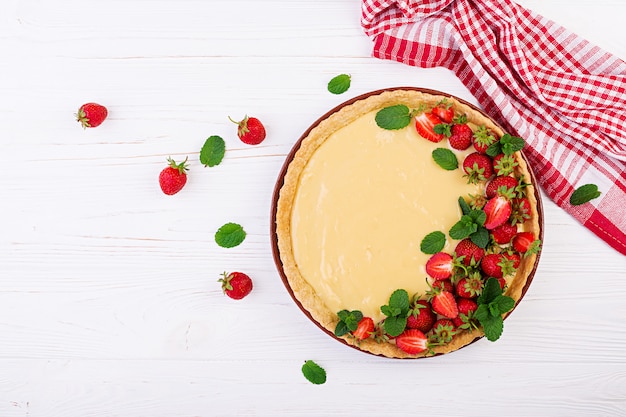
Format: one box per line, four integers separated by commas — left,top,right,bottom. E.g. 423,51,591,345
425,252,454,280
415,111,446,143
432,100,454,123
431,291,458,319
352,317,375,340
512,231,540,254
483,196,512,230
395,329,428,355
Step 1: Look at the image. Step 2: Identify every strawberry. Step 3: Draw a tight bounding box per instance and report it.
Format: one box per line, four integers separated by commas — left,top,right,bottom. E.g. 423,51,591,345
429,319,457,344
486,175,518,199
510,197,532,225
432,100,454,123
218,271,253,300
504,251,521,269
454,238,485,266
481,253,515,278
492,153,519,176
415,111,446,143
448,122,473,150
462,152,494,184
229,115,266,145
496,276,507,290
430,290,458,319
395,329,428,355
512,232,541,254
432,279,454,293
453,298,479,329
353,317,375,340
490,222,518,245
76,102,107,129
472,125,497,153
425,252,454,280
483,195,512,230
407,300,436,333
456,273,484,298
158,157,189,195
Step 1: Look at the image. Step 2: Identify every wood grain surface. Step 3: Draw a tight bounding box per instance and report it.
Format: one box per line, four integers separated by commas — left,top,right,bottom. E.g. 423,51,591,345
1,1,625,416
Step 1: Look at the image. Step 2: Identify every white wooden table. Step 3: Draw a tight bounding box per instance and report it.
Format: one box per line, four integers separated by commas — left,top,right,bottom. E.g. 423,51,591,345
2,1,625,416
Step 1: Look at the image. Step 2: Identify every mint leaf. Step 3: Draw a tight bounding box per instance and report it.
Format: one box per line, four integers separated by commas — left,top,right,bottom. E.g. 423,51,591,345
449,214,479,239
478,277,502,305
485,141,501,157
375,105,413,130
302,360,326,385
432,148,458,170
327,74,351,94
388,289,410,314
499,134,525,155
334,321,349,337
420,231,446,254
215,222,246,248
199,135,226,167
383,315,407,337
334,309,363,336
474,304,490,323
570,184,601,205
470,226,489,248
458,197,471,215
491,295,515,315
480,313,504,342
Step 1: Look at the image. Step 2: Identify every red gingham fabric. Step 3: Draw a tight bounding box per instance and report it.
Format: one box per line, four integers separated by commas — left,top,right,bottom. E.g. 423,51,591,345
361,0,626,255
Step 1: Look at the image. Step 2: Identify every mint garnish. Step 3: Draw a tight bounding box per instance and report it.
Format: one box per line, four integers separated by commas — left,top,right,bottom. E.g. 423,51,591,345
432,148,458,170
449,209,486,240
486,134,525,157
475,278,515,341
334,309,363,336
570,183,601,205
375,105,415,130
199,135,226,167
215,222,246,248
380,289,410,337
458,197,471,215
327,74,351,95
302,360,327,385
420,231,446,254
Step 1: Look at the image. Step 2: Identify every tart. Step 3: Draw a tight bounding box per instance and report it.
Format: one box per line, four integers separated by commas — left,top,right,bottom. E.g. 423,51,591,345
271,88,542,358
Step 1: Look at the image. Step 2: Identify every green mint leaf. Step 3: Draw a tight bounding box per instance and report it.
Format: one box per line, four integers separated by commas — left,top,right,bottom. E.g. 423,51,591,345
420,231,446,254
383,315,407,337
458,197,471,215
449,215,478,240
570,184,601,205
478,278,503,305
388,289,410,315
334,321,349,337
470,226,490,248
327,74,351,94
468,209,486,226
199,135,226,167
474,304,489,323
215,222,246,248
432,148,458,170
433,123,451,137
485,141,502,157
499,134,525,155
337,309,350,321
335,309,362,335
302,360,327,385
491,295,515,315
375,105,413,130
480,313,504,342
380,305,394,317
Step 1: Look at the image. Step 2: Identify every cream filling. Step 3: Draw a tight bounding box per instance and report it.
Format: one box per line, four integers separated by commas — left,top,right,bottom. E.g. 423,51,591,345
291,111,480,321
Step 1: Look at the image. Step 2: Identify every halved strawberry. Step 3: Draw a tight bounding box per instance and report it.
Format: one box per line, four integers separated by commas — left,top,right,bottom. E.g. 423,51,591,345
415,111,446,143
425,252,454,280
352,317,375,340
432,100,454,123
512,231,541,254
483,195,512,230
395,329,428,355
430,290,458,319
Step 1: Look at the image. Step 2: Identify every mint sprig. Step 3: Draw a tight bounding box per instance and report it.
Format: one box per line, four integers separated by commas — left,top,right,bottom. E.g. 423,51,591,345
375,105,415,130
334,309,363,336
327,74,351,94
199,135,226,167
432,148,458,170
215,222,246,248
380,289,410,337
302,360,327,385
475,278,515,341
486,134,525,157
420,231,446,254
570,183,601,205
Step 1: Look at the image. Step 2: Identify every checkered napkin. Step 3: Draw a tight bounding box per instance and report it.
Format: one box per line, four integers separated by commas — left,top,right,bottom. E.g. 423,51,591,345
361,0,626,255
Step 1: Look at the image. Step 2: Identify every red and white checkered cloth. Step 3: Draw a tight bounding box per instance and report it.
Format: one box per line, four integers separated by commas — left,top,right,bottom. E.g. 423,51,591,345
361,0,626,255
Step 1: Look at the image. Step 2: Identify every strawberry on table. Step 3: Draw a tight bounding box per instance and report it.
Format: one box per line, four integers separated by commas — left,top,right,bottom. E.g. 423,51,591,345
76,102,108,128
218,271,253,300
158,157,189,195
229,115,266,145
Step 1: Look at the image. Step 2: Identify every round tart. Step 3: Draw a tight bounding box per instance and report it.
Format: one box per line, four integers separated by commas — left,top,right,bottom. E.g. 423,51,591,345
271,88,542,358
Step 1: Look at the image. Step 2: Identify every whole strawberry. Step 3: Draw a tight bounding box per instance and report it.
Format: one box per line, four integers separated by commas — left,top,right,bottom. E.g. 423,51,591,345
159,157,189,195
218,271,253,300
407,300,436,333
230,115,266,145
76,102,108,128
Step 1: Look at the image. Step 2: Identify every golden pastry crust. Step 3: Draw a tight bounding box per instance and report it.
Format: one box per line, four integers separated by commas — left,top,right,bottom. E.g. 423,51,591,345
274,88,541,359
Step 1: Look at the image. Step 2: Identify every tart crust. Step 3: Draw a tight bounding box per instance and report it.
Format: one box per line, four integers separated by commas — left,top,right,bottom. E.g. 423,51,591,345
274,88,541,358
